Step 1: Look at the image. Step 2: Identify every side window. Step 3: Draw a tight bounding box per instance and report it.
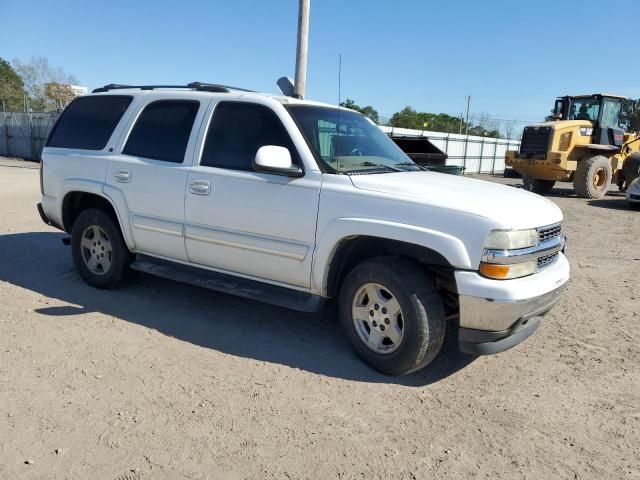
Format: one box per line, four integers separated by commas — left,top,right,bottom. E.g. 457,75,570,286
201,102,299,171
123,100,199,163
47,95,132,150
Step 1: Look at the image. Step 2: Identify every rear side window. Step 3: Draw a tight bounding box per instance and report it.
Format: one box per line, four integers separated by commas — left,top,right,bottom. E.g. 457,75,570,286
123,100,199,163
47,95,132,150
201,102,299,171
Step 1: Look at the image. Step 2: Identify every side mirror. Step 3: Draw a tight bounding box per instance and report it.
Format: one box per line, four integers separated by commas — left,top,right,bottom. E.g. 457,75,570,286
253,145,303,177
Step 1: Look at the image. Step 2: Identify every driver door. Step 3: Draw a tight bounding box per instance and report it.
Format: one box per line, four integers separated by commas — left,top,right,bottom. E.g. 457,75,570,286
184,101,321,289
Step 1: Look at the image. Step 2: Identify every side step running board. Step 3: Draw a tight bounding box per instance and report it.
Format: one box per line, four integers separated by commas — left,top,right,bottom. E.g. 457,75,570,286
130,255,325,313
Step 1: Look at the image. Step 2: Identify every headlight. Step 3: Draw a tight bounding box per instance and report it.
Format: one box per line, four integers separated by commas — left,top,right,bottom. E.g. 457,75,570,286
484,229,538,250
480,228,540,280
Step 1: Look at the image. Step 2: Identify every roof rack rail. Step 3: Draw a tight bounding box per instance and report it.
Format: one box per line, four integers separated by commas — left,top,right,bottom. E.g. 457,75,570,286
92,83,255,94
187,82,254,93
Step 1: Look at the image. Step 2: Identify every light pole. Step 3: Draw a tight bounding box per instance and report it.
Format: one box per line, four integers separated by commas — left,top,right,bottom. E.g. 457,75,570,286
293,0,310,99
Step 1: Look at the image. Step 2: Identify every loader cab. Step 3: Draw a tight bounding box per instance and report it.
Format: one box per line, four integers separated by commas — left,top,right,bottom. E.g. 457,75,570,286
553,94,626,147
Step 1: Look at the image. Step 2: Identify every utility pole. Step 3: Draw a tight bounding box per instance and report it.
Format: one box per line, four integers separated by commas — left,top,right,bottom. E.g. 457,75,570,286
459,113,463,134
462,96,471,172
293,0,310,99
464,95,471,136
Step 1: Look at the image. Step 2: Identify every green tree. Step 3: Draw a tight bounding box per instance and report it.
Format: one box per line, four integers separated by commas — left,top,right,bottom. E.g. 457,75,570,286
339,98,380,123
0,57,26,111
390,106,467,134
621,99,640,132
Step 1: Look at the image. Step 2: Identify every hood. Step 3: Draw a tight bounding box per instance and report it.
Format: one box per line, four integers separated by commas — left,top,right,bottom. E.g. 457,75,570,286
349,171,563,230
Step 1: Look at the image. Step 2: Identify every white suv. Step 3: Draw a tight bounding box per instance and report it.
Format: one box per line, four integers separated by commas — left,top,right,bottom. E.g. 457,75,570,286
37,82,569,375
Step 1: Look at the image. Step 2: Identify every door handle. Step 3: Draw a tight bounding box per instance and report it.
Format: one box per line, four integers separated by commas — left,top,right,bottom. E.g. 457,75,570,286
113,169,131,183
189,180,211,195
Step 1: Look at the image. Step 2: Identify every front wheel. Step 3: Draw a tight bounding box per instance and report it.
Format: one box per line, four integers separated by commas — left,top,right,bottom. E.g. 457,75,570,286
71,208,133,289
339,257,446,376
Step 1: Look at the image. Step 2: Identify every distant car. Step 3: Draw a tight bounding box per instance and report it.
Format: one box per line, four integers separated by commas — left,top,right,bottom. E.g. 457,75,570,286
627,177,640,209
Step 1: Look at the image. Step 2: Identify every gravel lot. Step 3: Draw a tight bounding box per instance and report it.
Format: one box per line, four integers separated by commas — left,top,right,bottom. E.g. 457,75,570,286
1,156,638,480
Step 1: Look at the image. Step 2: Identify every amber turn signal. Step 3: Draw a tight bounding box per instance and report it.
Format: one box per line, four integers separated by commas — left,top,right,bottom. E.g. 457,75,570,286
479,263,510,279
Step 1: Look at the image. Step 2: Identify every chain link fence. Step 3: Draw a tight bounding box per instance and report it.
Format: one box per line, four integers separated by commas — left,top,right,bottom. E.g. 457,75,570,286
0,112,59,161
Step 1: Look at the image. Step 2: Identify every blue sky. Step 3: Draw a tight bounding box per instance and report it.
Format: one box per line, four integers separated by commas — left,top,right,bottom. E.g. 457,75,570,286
3,0,640,127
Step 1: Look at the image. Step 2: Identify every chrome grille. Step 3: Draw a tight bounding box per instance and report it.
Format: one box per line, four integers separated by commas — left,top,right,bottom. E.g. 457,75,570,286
537,252,559,269
538,223,562,243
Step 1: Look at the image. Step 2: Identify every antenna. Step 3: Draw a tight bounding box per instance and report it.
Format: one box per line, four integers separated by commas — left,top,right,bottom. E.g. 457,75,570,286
337,53,342,174
338,53,342,106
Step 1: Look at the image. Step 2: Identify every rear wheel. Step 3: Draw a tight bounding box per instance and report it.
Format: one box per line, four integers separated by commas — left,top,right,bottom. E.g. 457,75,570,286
71,208,133,289
573,155,612,199
523,176,555,194
339,257,446,376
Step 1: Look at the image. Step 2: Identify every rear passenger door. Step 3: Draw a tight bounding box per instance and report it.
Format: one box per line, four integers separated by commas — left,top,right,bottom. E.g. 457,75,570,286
106,94,208,261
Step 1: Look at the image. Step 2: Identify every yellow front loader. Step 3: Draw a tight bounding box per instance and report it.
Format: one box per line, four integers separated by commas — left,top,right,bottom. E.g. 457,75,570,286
506,94,640,198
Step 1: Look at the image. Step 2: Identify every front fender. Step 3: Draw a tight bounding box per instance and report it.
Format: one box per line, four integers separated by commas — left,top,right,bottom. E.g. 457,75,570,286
311,217,471,295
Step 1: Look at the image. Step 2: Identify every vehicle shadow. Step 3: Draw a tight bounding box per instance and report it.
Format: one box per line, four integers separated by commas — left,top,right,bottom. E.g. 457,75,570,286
0,231,476,386
588,198,634,210
505,182,627,200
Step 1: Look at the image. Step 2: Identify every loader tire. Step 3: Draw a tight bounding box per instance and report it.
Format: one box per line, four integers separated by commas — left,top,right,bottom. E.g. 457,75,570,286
523,176,555,194
573,155,611,199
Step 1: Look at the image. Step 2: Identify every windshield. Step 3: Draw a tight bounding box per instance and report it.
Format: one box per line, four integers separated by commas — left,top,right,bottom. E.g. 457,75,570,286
285,105,421,174
568,97,601,122
600,99,621,128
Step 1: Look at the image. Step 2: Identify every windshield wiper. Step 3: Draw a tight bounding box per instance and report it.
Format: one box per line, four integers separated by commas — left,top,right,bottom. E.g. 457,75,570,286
348,161,404,173
396,162,429,171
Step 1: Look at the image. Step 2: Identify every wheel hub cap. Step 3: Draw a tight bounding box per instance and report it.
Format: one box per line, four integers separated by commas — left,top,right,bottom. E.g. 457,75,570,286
352,283,404,354
593,168,607,188
80,225,113,275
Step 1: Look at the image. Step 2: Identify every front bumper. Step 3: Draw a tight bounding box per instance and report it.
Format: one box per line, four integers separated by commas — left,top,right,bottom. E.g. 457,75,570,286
458,284,565,354
506,151,572,182
455,252,570,355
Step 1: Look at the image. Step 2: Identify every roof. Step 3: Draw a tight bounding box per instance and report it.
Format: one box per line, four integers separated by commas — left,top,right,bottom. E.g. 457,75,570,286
89,82,341,109
558,93,628,100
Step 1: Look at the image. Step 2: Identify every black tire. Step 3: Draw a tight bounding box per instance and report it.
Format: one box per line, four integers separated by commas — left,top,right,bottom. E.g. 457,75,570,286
523,176,555,194
338,257,446,376
573,155,612,199
503,168,522,179
71,208,133,289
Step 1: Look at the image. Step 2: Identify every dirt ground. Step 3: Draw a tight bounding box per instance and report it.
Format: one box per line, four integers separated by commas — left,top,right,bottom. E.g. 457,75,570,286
0,156,638,480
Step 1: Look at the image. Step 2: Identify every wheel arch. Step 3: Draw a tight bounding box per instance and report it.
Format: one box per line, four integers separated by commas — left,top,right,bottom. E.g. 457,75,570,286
61,189,134,250
323,235,458,298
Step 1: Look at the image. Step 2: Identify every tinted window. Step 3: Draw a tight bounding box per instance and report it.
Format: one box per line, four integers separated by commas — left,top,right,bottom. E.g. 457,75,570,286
123,100,199,163
201,102,299,170
47,95,132,150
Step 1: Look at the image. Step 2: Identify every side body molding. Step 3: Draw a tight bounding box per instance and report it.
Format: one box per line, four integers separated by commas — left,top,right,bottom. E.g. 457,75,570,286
311,217,472,296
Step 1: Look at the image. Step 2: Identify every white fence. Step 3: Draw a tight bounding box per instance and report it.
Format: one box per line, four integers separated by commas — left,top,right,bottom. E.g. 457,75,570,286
381,126,520,174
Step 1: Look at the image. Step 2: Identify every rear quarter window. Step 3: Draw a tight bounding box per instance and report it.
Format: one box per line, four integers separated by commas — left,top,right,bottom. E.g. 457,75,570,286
47,95,133,150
